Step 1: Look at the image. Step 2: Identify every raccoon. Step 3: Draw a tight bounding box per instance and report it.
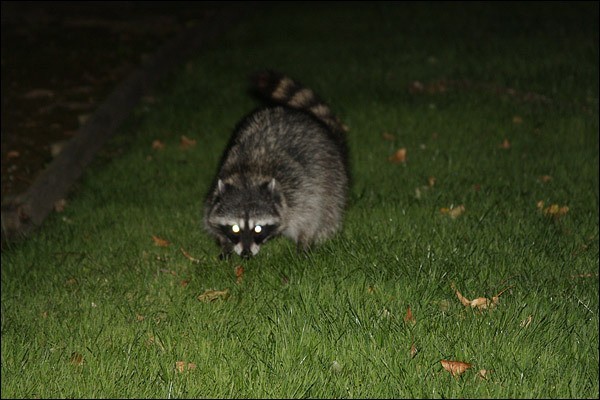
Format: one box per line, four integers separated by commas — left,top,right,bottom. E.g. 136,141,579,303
203,70,350,258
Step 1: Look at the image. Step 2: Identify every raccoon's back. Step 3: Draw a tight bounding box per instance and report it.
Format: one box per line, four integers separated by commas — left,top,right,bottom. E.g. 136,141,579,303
221,106,349,188
221,106,349,242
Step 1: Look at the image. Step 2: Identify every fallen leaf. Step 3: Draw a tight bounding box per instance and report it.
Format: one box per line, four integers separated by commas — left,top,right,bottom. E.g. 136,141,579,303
159,268,177,276
54,198,67,212
70,352,84,366
180,247,201,263
235,265,244,284
152,139,165,150
536,201,569,219
499,138,511,149
440,205,466,219
152,235,170,247
6,150,20,159
512,115,523,124
180,280,190,287
520,315,533,328
478,369,492,380
50,140,68,157
570,272,598,279
428,176,436,187
441,359,471,377
180,135,197,149
175,361,197,373
388,147,407,163
136,314,145,321
382,132,396,141
538,175,552,183
23,89,55,99
404,306,416,324
198,288,230,302
450,282,510,310
410,342,418,358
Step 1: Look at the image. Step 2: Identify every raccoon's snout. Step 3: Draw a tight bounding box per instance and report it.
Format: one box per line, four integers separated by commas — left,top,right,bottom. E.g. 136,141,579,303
240,248,252,259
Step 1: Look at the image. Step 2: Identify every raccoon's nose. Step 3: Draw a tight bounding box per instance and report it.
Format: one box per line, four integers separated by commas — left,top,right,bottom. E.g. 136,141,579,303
240,249,252,259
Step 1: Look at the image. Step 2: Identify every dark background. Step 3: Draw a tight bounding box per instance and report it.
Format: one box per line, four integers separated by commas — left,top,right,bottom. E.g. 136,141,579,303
1,1,221,201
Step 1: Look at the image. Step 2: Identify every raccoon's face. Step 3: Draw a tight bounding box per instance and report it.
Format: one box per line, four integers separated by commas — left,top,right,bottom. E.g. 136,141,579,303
207,178,282,258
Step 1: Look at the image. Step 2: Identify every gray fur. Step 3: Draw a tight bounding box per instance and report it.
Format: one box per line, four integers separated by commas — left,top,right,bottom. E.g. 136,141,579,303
204,71,349,258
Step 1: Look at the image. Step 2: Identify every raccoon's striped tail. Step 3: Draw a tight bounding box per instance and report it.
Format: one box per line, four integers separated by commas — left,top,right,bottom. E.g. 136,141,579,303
251,70,348,134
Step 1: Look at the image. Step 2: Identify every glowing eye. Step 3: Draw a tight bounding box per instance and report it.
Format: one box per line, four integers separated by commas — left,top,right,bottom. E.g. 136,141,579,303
231,224,240,233
254,225,262,234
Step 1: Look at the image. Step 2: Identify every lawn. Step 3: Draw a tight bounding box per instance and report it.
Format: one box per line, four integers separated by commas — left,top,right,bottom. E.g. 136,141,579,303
1,2,598,398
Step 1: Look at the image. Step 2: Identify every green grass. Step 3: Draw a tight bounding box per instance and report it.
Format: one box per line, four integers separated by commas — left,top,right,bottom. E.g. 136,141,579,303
2,2,598,398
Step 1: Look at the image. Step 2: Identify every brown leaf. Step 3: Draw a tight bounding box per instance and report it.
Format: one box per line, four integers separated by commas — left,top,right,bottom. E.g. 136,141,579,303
54,198,67,212
152,139,165,150
428,176,436,187
70,352,84,366
499,138,511,149
388,147,407,164
235,265,244,285
6,150,20,159
175,361,197,373
538,175,553,183
478,369,492,380
537,201,569,219
180,247,200,263
152,235,170,247
404,306,416,324
180,135,197,149
440,205,465,219
410,342,418,359
520,315,533,328
198,288,230,302
382,132,396,141
441,359,471,377
451,282,508,310
512,115,523,124
23,89,55,99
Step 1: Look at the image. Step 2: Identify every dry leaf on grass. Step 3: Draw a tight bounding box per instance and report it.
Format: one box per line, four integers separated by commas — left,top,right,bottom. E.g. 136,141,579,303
512,115,523,124
235,265,244,284
175,361,197,373
499,138,511,149
478,369,492,380
198,288,230,302
180,135,197,149
538,175,553,183
388,147,407,163
441,359,471,377
152,235,170,247
152,139,165,150
6,150,20,159
451,282,510,310
404,306,416,324
520,315,533,328
54,198,67,212
410,341,418,359
180,247,201,263
536,201,569,219
70,352,84,366
382,132,396,141
440,204,465,219
428,176,436,187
